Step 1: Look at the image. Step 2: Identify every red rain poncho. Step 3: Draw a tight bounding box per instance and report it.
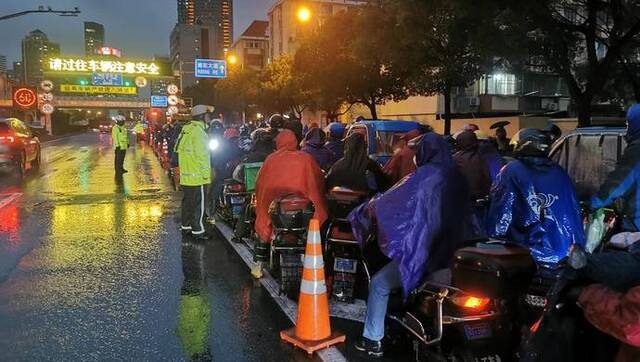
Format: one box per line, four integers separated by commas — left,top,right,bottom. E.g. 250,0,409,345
254,130,328,242
382,129,422,184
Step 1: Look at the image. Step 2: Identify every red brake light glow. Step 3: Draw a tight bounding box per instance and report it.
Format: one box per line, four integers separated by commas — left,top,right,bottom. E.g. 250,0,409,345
452,294,491,310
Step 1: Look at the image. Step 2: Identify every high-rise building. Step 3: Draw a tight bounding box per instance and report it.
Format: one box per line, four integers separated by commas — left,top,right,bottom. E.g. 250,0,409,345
84,21,105,56
231,20,268,71
215,0,233,56
21,29,60,85
170,24,217,88
268,0,364,60
0,55,7,73
10,61,24,83
176,0,233,58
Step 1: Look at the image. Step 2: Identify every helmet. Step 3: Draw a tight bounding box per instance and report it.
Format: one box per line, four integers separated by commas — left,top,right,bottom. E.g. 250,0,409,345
543,123,562,142
325,122,345,139
268,114,285,130
209,120,224,135
114,115,126,125
510,128,552,157
251,128,273,143
239,124,251,137
192,104,215,118
224,127,240,139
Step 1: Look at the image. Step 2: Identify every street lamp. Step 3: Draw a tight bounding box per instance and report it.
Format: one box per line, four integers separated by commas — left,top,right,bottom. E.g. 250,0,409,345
297,6,311,23
227,54,238,65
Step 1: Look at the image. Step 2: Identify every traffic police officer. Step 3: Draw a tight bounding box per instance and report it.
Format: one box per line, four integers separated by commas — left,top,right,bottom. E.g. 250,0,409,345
175,105,213,239
112,115,129,175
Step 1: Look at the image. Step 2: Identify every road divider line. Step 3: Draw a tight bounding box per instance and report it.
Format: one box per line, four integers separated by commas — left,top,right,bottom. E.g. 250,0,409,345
215,222,348,362
0,193,21,210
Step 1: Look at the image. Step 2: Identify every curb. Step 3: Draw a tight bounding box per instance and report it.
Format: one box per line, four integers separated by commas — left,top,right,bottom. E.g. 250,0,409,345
214,222,348,362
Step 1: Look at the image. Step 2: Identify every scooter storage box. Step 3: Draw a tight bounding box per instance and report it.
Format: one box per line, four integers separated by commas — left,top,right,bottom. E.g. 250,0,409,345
452,243,536,298
326,188,367,219
243,162,263,192
269,196,314,230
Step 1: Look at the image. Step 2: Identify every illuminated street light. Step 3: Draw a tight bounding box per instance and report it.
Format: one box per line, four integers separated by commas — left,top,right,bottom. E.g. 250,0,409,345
96,111,102,116
297,7,311,23
227,54,238,65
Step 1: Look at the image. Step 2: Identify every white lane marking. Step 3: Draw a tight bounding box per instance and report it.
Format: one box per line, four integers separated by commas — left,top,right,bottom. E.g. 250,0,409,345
215,222,348,362
0,193,21,210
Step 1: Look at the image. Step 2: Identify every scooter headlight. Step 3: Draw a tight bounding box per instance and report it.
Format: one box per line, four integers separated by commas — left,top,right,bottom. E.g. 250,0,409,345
209,138,219,151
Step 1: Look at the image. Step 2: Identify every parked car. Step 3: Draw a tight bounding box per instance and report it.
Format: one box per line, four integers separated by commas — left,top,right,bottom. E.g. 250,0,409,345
99,122,113,134
0,118,41,176
549,126,626,200
345,120,420,165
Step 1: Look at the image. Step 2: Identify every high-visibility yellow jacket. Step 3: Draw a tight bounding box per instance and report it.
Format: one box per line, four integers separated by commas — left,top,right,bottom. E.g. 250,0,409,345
133,122,144,134
112,124,129,150
175,120,211,186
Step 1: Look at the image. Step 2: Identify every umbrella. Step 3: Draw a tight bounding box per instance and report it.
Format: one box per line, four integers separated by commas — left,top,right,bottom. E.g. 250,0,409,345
490,121,511,129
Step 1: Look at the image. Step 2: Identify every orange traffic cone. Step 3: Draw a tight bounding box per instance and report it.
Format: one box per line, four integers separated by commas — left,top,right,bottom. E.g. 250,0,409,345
280,219,346,354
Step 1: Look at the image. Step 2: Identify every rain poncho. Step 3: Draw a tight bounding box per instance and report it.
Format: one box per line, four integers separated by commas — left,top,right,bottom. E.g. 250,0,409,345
255,130,328,242
349,133,470,297
453,131,491,199
486,156,586,267
591,104,640,231
301,128,335,171
325,122,346,161
382,129,422,184
326,133,387,192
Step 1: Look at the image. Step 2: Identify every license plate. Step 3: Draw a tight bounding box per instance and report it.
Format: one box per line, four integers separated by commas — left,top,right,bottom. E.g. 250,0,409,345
230,196,245,204
334,257,357,273
464,322,492,340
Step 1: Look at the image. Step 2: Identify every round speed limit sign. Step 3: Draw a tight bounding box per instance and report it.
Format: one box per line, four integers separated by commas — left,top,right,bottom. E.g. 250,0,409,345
40,80,54,92
40,103,55,115
167,84,179,95
167,105,179,115
167,95,179,106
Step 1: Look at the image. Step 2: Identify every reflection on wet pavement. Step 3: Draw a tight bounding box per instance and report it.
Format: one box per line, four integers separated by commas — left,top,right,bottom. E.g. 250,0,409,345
0,133,307,361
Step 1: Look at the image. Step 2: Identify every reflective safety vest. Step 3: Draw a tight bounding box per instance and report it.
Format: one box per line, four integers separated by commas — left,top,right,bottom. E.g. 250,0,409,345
133,122,144,134
175,120,211,186
112,124,129,149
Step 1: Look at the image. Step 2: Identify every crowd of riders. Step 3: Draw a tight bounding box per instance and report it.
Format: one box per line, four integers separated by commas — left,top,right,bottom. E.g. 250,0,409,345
147,104,640,360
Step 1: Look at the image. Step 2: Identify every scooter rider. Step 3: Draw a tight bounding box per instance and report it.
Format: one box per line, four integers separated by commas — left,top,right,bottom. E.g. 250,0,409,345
486,128,586,268
175,105,213,240
324,122,346,161
590,104,640,232
349,133,471,357
112,115,129,176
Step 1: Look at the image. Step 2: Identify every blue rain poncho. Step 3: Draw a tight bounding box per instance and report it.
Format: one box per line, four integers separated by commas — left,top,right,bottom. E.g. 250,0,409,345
486,156,586,268
349,133,470,297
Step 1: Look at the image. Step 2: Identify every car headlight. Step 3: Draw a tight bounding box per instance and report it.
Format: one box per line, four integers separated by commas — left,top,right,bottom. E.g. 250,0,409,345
208,138,219,151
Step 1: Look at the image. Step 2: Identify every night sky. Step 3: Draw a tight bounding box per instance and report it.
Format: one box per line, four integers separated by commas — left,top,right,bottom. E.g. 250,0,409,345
0,0,268,64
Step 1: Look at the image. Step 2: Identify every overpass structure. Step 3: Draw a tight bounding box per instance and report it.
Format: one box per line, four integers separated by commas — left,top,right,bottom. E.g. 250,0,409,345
0,96,151,109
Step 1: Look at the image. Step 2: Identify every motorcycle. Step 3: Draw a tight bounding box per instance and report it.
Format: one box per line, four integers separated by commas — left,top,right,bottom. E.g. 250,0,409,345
325,187,369,303
521,206,620,324
377,241,536,361
268,195,314,299
520,247,623,362
217,179,248,226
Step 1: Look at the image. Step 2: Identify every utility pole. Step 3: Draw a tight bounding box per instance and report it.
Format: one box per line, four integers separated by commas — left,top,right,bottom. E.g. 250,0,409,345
0,6,80,21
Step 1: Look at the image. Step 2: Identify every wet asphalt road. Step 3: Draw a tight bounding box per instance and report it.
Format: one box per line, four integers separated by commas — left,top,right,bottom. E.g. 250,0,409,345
0,132,322,361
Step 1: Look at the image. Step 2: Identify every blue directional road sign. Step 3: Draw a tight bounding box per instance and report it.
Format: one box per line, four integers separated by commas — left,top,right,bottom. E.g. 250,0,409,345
195,59,227,78
150,95,168,108
92,73,123,86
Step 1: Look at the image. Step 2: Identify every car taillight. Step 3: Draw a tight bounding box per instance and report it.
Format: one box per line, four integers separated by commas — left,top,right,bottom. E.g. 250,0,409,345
530,316,542,333
0,136,15,143
451,294,491,310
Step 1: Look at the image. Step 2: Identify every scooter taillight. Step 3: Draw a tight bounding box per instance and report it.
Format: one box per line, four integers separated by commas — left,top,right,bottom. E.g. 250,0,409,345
451,294,491,310
530,316,542,333
228,183,245,192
